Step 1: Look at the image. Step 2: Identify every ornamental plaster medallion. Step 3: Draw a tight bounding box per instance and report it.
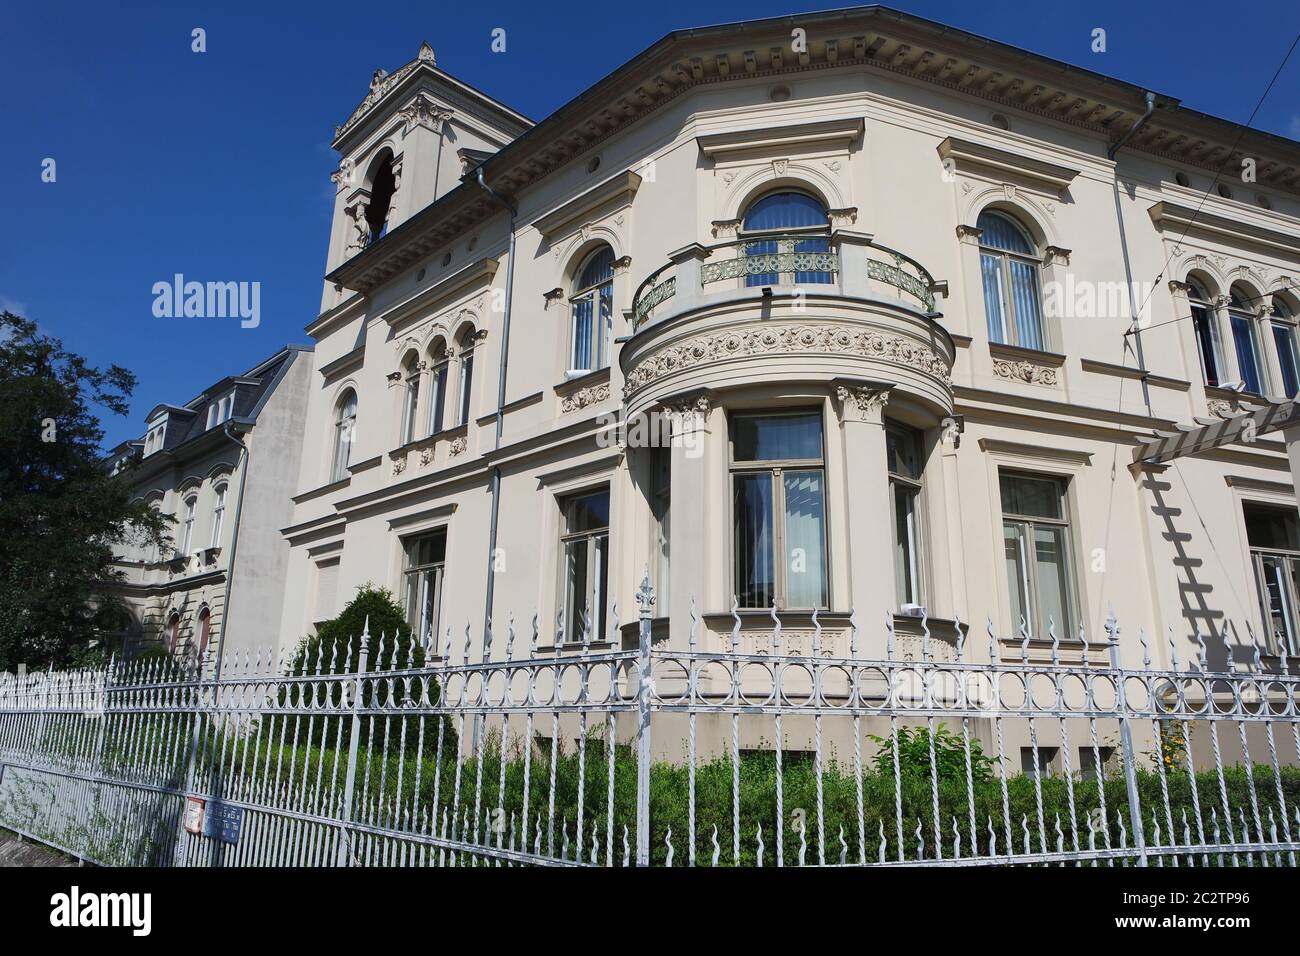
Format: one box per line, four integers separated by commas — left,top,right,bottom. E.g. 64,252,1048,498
561,384,611,413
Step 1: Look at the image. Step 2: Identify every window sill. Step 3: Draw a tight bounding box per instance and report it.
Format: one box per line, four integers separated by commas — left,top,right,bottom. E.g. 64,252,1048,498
553,367,612,414
988,341,1066,367
292,474,352,503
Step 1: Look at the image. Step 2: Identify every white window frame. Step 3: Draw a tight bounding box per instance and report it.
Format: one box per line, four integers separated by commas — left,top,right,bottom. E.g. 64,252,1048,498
210,482,227,548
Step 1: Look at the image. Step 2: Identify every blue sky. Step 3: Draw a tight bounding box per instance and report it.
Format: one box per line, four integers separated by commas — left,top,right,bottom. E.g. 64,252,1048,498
2,0,1298,449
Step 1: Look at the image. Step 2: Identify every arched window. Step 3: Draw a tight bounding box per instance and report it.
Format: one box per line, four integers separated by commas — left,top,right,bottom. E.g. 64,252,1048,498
977,210,1044,350
179,494,197,554
196,608,212,667
740,191,831,286
366,154,397,241
210,482,227,548
569,246,614,373
332,390,357,482
1228,284,1266,394
399,352,421,445
1187,278,1224,387
456,328,476,426
166,612,181,653
427,340,450,436
1272,295,1300,398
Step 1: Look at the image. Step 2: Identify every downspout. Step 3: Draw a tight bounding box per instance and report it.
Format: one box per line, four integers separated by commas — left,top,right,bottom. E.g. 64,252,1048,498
214,420,251,682
470,166,518,644
1109,91,1158,415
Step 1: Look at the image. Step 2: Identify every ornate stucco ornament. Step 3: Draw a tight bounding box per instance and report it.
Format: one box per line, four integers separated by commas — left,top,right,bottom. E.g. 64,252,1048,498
993,358,1058,385
334,44,435,141
834,384,891,422
449,436,468,457
561,383,611,413
624,323,952,397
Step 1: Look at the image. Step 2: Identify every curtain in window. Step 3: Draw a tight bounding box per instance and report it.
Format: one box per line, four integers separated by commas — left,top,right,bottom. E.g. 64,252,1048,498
1009,260,1044,350
733,474,774,608
981,253,1008,343
1033,525,1071,636
459,346,474,424
1003,523,1031,631
782,470,827,608
741,192,831,286
1231,315,1264,393
1274,323,1300,398
1191,304,1222,386
894,485,918,606
732,413,822,461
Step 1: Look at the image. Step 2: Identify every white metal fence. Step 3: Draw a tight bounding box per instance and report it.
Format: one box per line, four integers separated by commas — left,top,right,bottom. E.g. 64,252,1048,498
2,580,1298,867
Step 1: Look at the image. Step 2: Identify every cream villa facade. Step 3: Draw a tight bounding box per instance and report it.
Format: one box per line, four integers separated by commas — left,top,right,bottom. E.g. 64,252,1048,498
109,345,313,665
277,3,1300,718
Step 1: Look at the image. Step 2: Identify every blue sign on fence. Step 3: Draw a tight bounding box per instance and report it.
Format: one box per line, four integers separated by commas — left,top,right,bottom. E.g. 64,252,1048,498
201,801,244,844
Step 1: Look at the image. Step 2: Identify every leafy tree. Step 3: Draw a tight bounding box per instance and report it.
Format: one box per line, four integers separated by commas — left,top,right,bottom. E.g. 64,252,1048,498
0,311,168,670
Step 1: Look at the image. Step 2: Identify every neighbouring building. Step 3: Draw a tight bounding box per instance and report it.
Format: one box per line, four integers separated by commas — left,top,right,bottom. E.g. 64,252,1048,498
109,344,313,664
278,3,1300,757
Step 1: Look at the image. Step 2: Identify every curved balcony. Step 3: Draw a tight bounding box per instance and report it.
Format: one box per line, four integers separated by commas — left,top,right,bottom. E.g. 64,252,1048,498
621,232,955,419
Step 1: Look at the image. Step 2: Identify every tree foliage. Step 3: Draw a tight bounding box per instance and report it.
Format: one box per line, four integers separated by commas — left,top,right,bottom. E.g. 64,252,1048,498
0,311,168,669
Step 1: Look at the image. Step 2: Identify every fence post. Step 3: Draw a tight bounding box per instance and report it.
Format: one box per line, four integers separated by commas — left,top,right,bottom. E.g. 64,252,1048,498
635,571,655,867
1106,609,1148,866
335,617,370,868
173,657,206,867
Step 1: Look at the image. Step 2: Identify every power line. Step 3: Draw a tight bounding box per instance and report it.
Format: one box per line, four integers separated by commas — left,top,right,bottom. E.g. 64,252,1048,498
1128,31,1300,326
1123,282,1300,337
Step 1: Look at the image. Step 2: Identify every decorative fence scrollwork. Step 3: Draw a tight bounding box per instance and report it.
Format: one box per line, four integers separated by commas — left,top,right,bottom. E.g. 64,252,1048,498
1,583,1297,867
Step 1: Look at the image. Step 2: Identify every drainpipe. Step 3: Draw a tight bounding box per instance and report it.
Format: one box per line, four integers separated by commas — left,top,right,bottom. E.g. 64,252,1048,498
213,420,250,682
1109,91,1158,415
470,166,518,645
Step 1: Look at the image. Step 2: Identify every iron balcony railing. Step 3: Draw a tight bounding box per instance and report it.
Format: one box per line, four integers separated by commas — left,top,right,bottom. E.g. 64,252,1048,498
632,233,939,330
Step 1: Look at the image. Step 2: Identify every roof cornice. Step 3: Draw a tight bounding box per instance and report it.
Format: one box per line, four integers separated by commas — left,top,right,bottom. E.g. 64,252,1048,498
324,6,1300,295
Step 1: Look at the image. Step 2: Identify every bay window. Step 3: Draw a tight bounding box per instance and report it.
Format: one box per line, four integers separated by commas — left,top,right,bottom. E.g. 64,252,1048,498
731,411,828,609
886,424,924,607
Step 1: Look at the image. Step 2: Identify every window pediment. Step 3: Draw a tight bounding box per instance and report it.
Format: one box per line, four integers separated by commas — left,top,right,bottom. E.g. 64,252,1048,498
696,118,864,161
534,170,641,243
937,137,1079,193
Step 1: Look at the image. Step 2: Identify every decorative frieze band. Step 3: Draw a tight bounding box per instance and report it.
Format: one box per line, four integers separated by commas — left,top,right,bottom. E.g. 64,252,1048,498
624,322,952,396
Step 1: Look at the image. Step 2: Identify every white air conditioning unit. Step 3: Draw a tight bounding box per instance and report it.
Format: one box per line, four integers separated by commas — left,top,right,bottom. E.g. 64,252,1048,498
900,603,927,618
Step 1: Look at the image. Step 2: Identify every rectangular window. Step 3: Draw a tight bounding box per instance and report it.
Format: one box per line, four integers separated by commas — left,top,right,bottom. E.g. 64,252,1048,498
314,559,340,626
1000,473,1075,640
1272,322,1300,398
649,447,671,613
560,490,609,643
1245,502,1300,656
1020,746,1059,779
886,425,924,608
403,529,447,654
458,346,475,425
1077,746,1116,777
1231,314,1266,394
731,411,828,609
1191,302,1224,387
